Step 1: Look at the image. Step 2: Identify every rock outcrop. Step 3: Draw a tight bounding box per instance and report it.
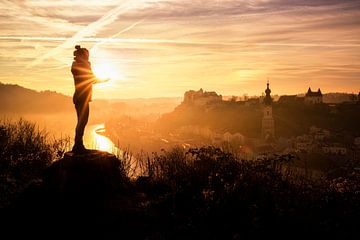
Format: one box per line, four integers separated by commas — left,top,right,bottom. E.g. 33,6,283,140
4,150,134,237
43,150,128,199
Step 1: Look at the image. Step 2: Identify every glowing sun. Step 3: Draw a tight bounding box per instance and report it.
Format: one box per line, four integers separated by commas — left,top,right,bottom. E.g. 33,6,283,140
93,63,118,80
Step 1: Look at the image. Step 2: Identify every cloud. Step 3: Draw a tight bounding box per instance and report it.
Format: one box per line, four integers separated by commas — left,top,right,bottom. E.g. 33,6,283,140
2,36,360,49
0,0,360,97
27,0,145,67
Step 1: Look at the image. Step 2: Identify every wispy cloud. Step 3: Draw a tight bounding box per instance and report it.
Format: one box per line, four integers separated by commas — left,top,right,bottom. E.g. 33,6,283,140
90,18,146,52
0,0,359,97
1,36,360,48
27,1,146,68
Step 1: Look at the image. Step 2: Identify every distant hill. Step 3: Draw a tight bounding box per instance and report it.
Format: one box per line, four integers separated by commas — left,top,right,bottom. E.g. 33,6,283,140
323,93,359,104
105,97,182,117
0,82,182,117
157,101,263,137
0,82,72,114
156,91,360,138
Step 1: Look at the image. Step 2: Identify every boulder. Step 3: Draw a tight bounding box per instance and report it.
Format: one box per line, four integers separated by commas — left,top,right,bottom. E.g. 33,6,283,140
44,150,128,197
4,150,132,237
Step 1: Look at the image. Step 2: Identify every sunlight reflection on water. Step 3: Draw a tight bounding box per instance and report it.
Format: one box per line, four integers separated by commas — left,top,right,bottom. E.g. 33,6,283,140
85,123,118,154
84,124,140,177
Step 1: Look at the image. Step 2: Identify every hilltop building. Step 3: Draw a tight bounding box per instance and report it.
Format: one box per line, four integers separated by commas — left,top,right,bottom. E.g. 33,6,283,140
305,87,323,104
261,82,275,141
278,87,323,105
277,95,304,104
183,88,222,106
277,95,297,104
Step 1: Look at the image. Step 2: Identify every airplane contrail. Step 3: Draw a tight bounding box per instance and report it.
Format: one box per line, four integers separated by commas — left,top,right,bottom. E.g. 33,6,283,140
25,0,143,68
2,36,359,48
0,36,204,45
90,18,146,53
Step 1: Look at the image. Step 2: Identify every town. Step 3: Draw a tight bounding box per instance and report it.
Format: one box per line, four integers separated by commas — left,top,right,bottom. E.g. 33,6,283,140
105,84,360,172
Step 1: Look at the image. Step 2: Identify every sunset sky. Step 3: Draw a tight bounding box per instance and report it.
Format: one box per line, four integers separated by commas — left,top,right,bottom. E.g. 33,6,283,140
0,0,359,99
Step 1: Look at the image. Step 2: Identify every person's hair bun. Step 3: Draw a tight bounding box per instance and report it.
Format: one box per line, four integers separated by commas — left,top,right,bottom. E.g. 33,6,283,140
75,45,81,50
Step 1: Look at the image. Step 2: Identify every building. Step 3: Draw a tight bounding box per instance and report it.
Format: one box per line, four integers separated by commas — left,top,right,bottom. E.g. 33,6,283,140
305,87,323,104
278,87,324,105
261,82,275,141
277,95,297,104
322,144,347,155
309,126,330,140
277,95,305,104
183,88,222,106
244,98,260,106
354,137,360,148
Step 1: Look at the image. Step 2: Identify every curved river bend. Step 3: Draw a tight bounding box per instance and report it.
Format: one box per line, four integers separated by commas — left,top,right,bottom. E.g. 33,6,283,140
84,124,120,154
84,124,140,177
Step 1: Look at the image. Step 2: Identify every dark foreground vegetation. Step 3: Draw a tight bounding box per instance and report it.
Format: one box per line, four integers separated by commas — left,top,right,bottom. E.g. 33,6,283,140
1,120,360,239
0,119,69,207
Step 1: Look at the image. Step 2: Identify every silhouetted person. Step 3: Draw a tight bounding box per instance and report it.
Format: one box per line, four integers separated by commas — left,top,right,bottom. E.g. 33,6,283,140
71,45,109,152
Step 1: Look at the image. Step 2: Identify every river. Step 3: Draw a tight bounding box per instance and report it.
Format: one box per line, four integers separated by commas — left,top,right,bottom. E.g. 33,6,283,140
84,124,140,177
84,123,121,155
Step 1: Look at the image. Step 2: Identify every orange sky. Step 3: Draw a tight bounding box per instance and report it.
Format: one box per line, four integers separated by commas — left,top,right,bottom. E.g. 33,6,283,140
0,0,359,99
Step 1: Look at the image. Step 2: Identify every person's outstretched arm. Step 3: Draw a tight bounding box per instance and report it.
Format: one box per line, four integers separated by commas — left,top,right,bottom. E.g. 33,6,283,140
92,76,110,84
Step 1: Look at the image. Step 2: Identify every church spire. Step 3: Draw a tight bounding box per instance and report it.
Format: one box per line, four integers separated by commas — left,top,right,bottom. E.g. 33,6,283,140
264,80,272,105
261,80,275,141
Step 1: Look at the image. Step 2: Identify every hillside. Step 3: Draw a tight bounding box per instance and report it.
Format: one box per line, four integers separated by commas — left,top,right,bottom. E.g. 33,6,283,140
323,92,359,103
156,99,360,138
0,82,182,117
0,82,72,114
273,102,360,137
157,101,262,137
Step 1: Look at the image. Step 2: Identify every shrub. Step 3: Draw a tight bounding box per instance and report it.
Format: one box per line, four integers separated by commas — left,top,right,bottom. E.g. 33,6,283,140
140,146,360,238
0,119,69,207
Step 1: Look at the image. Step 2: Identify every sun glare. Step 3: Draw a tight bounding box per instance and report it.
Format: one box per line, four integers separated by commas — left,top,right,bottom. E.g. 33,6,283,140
93,63,117,80
92,62,123,89
89,46,126,90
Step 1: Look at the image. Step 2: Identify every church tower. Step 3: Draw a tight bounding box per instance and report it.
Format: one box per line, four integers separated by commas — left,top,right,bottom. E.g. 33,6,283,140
261,81,275,141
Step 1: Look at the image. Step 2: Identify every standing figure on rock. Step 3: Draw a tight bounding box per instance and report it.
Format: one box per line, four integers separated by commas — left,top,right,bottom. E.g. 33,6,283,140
71,45,109,153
